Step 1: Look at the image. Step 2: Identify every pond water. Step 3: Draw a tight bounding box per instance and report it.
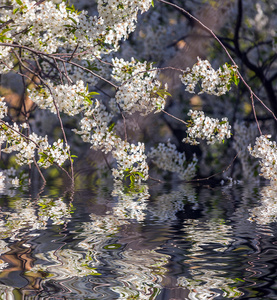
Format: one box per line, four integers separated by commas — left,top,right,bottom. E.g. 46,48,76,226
0,182,277,299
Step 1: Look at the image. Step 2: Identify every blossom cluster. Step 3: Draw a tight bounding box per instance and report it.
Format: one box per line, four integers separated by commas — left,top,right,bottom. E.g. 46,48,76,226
0,122,69,168
28,80,97,116
0,0,153,66
183,110,232,145
73,102,115,152
0,97,8,119
1,0,79,60
112,57,169,115
74,103,149,183
148,141,198,180
97,0,152,42
180,57,238,96
0,168,20,195
112,141,149,184
248,135,277,182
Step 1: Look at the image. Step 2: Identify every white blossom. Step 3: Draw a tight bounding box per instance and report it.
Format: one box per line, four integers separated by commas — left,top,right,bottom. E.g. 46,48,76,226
180,57,238,96
248,135,277,182
183,110,232,145
148,141,198,180
112,57,169,115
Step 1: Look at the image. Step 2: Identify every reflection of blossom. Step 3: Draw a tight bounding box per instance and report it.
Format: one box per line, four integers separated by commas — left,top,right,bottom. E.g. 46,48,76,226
31,249,100,279
76,213,129,261
72,200,169,300
112,183,149,222
0,168,21,197
0,197,73,240
3,199,41,237
82,213,129,236
182,219,233,253
177,219,241,299
0,240,9,271
28,213,129,284
0,260,8,271
148,184,197,221
28,206,169,300
177,269,242,299
0,284,14,299
111,249,168,300
249,184,277,224
38,197,73,225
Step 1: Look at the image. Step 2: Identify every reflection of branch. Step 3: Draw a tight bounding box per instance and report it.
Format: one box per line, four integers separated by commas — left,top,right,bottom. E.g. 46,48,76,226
148,175,165,184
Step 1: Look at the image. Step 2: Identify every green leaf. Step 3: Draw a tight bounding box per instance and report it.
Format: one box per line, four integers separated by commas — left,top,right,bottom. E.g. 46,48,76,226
108,123,115,132
0,35,12,42
12,7,20,14
151,0,154,7
234,74,239,86
68,17,77,25
235,278,245,282
84,97,92,104
130,174,135,184
88,91,100,96
16,0,23,5
133,171,144,179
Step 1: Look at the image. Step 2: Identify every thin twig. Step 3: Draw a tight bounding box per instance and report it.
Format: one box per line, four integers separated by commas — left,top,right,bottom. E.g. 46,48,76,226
33,157,46,183
62,61,73,84
53,57,64,85
42,81,75,183
162,109,188,125
189,153,239,182
251,93,262,135
148,175,165,184
67,43,79,63
0,42,118,89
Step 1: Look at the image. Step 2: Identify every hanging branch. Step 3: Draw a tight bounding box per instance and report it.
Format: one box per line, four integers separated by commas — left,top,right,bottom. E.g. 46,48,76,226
158,0,277,126
9,52,75,183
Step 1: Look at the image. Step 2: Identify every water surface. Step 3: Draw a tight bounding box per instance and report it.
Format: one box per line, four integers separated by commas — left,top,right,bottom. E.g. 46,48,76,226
0,182,276,299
